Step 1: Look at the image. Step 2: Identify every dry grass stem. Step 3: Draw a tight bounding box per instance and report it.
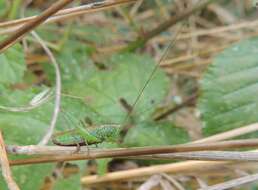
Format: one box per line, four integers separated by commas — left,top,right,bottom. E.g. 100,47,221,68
145,151,258,161
0,0,137,35
161,173,185,190
7,139,258,156
0,131,20,190
81,161,225,185
193,123,258,143
178,19,258,40
199,172,258,190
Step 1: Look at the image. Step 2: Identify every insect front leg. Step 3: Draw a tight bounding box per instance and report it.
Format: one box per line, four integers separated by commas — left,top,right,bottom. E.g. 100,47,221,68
77,121,100,155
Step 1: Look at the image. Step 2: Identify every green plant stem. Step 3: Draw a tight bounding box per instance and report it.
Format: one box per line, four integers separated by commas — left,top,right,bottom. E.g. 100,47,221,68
8,0,22,19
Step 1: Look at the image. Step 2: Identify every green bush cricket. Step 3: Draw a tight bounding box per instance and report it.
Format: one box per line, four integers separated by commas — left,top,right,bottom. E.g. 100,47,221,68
52,118,121,147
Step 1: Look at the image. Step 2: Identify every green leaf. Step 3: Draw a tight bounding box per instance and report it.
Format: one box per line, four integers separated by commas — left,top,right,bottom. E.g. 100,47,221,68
198,37,258,135
123,122,189,147
0,114,51,145
66,53,170,124
53,173,81,190
43,42,95,84
0,43,26,84
0,164,54,189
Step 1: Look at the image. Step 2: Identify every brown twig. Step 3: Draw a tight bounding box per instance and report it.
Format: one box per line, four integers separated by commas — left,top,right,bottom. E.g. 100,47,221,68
7,139,258,166
0,131,20,190
8,139,258,156
10,150,258,166
0,0,75,53
0,0,137,36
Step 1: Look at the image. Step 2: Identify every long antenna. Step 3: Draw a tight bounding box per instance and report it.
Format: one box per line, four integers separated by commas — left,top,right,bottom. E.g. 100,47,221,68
122,23,183,125
121,0,207,125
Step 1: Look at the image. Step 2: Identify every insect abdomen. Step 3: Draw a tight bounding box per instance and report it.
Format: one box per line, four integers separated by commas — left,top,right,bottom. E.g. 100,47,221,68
89,125,120,142
52,130,87,146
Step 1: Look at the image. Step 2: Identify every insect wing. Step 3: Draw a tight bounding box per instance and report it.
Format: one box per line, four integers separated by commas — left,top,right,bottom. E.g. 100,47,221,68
52,129,86,146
